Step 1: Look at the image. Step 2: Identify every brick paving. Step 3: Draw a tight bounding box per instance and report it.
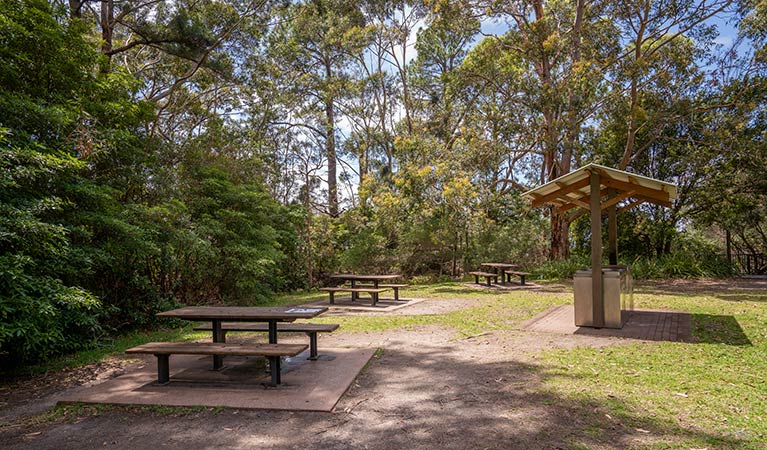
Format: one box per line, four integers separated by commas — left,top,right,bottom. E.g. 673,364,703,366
518,305,693,342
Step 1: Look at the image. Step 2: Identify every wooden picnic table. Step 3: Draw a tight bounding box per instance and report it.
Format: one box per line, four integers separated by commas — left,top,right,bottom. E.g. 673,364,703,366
329,274,402,301
157,306,327,369
480,263,520,284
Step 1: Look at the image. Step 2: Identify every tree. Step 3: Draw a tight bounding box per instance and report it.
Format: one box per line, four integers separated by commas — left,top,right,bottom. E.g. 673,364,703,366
258,0,371,216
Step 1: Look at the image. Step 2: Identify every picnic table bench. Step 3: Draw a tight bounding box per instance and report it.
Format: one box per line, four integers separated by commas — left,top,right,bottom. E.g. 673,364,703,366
126,342,307,386
320,287,387,305
481,263,520,284
505,270,531,285
155,306,327,370
469,271,498,286
356,283,409,301
193,322,339,360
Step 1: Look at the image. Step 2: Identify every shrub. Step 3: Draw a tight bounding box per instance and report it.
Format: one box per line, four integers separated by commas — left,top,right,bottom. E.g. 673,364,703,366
0,256,102,366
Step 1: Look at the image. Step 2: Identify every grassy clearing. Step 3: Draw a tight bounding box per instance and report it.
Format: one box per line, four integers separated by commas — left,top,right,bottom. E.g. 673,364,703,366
311,284,568,336
539,286,767,449
6,280,766,449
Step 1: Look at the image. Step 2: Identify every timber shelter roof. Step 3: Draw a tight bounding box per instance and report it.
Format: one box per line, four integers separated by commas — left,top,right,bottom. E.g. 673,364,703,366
521,163,678,214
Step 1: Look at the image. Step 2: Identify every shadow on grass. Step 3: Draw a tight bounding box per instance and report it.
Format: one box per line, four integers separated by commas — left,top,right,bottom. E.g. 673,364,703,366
712,293,767,303
692,314,753,346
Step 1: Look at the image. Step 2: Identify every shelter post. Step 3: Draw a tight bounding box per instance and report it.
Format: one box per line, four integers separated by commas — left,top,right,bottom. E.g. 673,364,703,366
607,188,618,266
589,169,604,327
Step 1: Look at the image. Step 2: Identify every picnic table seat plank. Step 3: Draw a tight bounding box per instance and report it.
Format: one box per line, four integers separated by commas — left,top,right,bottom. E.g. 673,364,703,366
468,271,498,286
504,270,531,285
126,342,307,386
193,322,339,360
319,287,387,305
356,283,409,300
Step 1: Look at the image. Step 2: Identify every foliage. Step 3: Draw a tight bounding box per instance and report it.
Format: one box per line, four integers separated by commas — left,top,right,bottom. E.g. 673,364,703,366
0,0,106,364
2,0,766,367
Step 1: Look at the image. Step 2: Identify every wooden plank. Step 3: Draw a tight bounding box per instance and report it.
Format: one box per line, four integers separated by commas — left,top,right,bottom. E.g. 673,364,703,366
126,342,308,357
319,287,387,293
617,199,645,214
194,323,339,332
633,193,672,208
601,190,635,210
157,306,327,320
599,175,670,204
357,284,408,288
530,177,591,208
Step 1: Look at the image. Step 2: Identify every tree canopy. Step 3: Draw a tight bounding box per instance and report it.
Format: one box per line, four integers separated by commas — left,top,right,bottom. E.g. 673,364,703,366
1,0,765,364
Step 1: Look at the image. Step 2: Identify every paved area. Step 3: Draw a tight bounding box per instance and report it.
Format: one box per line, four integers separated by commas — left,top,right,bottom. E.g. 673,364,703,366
518,305,693,342
460,281,544,291
307,297,426,313
58,348,375,412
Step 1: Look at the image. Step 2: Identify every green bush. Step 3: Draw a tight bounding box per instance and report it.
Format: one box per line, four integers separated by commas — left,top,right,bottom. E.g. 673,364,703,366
630,252,735,279
0,256,102,366
531,255,591,280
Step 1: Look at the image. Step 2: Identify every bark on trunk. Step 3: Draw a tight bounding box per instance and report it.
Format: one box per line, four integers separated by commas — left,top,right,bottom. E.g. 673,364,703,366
325,61,338,217
620,1,649,170
69,0,83,18
549,207,571,260
100,0,114,55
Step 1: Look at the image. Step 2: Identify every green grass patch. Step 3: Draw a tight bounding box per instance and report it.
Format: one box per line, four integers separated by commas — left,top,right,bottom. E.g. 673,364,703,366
539,288,767,448
310,286,568,336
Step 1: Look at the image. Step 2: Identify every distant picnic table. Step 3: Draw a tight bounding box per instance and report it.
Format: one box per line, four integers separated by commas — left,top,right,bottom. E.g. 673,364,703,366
324,273,405,305
480,263,519,284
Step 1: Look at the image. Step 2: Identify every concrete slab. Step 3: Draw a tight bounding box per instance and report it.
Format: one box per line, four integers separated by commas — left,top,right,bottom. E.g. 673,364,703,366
518,305,693,342
58,347,375,412
460,282,542,291
307,297,426,313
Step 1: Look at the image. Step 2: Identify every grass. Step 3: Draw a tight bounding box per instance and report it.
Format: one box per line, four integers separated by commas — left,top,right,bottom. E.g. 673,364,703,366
308,281,568,336
4,280,767,448
538,285,767,449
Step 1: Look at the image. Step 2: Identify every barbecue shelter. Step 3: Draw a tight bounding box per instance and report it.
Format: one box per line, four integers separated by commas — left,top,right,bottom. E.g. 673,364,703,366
522,163,678,328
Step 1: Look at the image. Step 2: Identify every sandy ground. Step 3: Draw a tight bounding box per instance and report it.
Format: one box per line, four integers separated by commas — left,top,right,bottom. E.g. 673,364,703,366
1,278,763,449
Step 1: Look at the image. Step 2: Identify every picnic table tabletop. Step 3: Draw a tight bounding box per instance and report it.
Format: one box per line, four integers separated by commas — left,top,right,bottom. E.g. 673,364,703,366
480,263,520,269
157,306,328,369
329,274,402,281
157,306,328,321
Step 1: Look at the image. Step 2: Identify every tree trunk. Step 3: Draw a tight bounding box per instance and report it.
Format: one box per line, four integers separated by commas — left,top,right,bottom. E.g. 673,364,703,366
69,0,83,18
549,207,571,260
100,0,114,55
304,171,314,288
620,1,649,170
325,61,338,217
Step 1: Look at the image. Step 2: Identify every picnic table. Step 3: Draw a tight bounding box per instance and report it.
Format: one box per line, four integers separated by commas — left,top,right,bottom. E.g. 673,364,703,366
329,274,402,302
480,263,519,284
157,306,327,369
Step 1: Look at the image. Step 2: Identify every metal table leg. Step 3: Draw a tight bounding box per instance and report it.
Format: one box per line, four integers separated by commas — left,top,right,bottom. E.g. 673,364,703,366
212,319,224,369
268,320,278,344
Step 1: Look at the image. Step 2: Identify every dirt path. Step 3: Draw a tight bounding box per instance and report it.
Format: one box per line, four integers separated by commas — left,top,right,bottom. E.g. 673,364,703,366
2,279,761,449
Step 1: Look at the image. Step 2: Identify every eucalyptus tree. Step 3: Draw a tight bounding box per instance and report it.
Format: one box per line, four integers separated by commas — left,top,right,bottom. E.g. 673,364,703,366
456,0,617,259
609,0,735,170
258,0,372,217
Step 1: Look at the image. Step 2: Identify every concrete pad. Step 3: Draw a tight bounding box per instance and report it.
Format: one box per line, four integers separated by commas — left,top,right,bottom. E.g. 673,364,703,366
58,348,375,412
518,305,693,342
460,282,542,291
307,297,426,313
